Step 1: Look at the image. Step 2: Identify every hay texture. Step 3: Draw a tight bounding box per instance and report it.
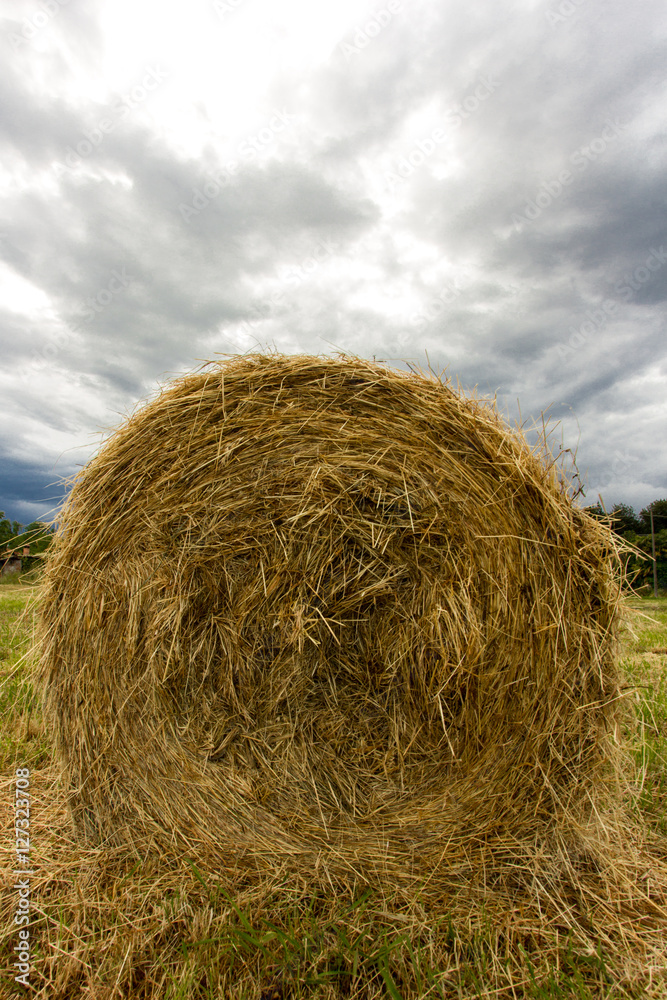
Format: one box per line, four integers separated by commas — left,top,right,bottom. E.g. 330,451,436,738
38,353,628,903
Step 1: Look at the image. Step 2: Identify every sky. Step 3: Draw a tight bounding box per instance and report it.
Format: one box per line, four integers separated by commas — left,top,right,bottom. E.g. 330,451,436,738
1,0,666,527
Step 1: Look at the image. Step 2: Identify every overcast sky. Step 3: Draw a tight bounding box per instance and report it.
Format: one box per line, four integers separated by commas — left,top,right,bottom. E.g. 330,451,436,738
1,0,665,527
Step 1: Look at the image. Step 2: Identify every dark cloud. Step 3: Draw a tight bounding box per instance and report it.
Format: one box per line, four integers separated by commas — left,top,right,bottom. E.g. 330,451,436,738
0,450,72,526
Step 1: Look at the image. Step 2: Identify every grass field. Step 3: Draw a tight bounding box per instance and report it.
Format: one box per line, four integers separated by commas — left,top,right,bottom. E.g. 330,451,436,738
1,579,666,999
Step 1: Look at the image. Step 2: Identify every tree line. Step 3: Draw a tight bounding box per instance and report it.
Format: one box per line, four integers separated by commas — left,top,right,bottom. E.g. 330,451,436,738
0,514,55,554
2,500,667,550
582,498,667,536
583,498,667,591
1,499,666,590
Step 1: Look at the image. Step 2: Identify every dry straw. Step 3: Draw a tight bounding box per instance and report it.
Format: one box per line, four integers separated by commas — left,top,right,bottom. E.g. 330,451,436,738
37,352,643,918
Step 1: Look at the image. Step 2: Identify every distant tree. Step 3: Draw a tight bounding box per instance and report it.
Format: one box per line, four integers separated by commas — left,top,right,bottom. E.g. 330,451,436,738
639,499,667,534
625,528,667,590
15,521,55,553
609,503,642,536
0,512,23,549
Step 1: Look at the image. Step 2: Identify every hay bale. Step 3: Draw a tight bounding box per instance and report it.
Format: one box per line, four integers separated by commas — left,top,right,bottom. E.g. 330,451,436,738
38,353,627,902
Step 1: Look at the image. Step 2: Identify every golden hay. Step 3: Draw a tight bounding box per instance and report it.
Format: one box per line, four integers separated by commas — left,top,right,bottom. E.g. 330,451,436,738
38,352,632,910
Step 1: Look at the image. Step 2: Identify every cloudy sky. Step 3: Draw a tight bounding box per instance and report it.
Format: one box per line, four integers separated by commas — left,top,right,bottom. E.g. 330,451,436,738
1,0,665,526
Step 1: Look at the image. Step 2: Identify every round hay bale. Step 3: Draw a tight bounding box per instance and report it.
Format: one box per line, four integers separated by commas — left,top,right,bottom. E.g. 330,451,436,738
38,353,627,901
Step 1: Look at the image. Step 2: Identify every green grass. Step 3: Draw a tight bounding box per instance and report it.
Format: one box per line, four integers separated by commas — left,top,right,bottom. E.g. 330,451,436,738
1,582,666,999
621,594,667,837
0,583,51,771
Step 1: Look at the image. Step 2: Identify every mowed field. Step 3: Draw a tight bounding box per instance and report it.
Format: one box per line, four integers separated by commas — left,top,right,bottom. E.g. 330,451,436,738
1,580,666,999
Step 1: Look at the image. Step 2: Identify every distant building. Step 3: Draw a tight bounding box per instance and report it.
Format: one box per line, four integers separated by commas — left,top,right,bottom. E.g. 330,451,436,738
1,555,22,575
0,545,31,575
